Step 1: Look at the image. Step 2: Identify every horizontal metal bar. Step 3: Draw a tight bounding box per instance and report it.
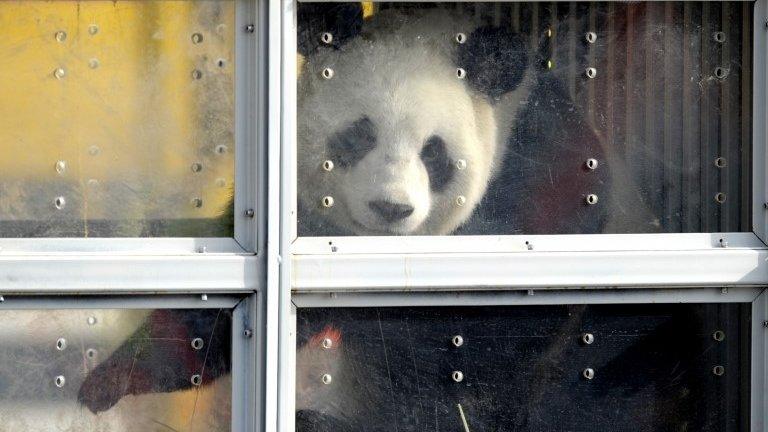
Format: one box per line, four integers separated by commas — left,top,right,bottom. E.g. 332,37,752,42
0,294,242,309
294,287,764,307
0,255,261,293
293,249,768,291
294,232,766,255
0,237,247,254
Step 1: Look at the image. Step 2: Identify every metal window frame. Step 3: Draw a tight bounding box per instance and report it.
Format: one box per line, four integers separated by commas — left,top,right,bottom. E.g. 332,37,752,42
0,0,267,294
0,293,259,431
267,1,768,431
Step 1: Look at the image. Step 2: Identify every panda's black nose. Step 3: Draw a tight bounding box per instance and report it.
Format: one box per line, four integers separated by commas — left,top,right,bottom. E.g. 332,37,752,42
368,200,414,223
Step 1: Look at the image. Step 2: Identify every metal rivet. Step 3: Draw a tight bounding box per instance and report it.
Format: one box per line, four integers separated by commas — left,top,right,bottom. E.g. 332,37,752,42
546,59,554,69
54,68,66,79
585,194,599,205
55,160,67,174
88,24,99,36
452,371,464,383
245,24,255,33
585,31,597,43
585,158,598,170
712,330,725,342
583,368,595,380
545,28,553,38
712,365,725,376
714,192,727,204
191,197,203,208
713,31,726,43
191,69,203,80
54,196,66,210
191,162,203,173
322,338,333,349
721,287,729,294
88,58,100,69
88,145,100,156
322,160,334,172
87,316,97,325
525,241,533,250
456,68,467,79
86,348,97,359
455,32,467,44
322,196,335,208
321,373,333,385
55,375,66,388
321,68,334,80
243,328,253,338
714,67,728,79
586,67,597,79
245,208,255,218
455,159,467,170
191,338,204,350
191,33,204,44
215,144,228,154
581,333,595,345
714,157,727,168
719,238,728,248
451,335,464,347
217,58,227,68
201,294,208,301
320,32,333,44
55,31,67,42
56,338,67,351
456,195,467,206
191,374,203,386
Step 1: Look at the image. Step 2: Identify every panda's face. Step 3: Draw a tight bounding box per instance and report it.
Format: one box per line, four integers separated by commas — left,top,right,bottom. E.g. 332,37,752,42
299,31,501,235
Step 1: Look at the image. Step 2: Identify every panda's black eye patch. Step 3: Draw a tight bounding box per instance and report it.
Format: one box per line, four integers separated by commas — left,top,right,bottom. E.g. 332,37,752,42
327,117,377,168
420,135,454,192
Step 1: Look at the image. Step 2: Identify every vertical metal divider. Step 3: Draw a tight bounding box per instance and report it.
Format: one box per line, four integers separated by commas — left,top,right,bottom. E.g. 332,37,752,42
741,2,753,232
662,2,674,231
753,0,768,243
751,289,767,431
682,2,694,232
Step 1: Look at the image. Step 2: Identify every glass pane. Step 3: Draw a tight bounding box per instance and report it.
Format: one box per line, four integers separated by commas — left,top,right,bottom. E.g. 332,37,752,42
0,1,235,237
296,303,750,431
297,2,752,236
0,308,232,431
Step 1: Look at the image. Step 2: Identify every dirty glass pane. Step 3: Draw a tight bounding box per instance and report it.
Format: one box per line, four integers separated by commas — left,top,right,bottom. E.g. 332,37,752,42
0,1,235,237
296,303,750,431
297,2,752,236
0,309,232,431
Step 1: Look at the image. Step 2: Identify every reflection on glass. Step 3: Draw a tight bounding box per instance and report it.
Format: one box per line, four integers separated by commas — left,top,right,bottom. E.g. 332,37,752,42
296,304,750,431
0,1,235,237
297,2,752,236
0,309,232,431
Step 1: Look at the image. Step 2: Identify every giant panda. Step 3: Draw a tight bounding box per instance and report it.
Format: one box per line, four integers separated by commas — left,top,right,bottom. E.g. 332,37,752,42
295,3,644,237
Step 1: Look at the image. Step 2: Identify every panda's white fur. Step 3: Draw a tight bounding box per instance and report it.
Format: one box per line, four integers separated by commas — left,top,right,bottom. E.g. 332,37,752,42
298,9,533,235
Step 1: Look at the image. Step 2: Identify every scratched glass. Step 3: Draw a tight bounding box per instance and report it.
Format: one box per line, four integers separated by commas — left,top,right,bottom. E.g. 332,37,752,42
296,303,750,431
297,2,752,236
0,309,232,431
0,1,235,237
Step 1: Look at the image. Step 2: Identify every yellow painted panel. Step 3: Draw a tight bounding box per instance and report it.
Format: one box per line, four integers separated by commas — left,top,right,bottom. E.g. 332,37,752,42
0,1,235,237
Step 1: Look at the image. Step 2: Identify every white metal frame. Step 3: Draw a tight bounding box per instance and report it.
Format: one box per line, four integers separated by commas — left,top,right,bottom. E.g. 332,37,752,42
0,1,267,430
269,0,768,431
0,0,266,294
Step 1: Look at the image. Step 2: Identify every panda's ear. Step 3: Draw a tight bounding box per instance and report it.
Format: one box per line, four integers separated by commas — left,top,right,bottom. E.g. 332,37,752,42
298,3,364,57
457,26,531,101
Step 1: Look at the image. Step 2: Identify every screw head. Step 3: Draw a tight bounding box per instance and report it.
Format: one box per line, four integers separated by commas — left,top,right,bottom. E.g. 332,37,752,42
245,24,255,33
243,328,253,338
456,195,467,206
455,33,467,44
54,196,66,210
585,31,597,43
88,24,99,35
712,365,725,376
191,338,204,350
455,159,467,170
586,67,597,79
322,338,333,349
321,373,333,385
191,374,203,386
582,368,595,380
452,371,464,383
585,194,599,205
581,333,595,345
322,196,335,208
321,68,334,80
54,68,66,79
451,335,464,348
320,32,333,44
712,330,725,342
245,209,255,218
456,68,467,79
585,158,599,170
55,31,67,42
322,160,335,171
55,375,66,388
56,338,67,351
